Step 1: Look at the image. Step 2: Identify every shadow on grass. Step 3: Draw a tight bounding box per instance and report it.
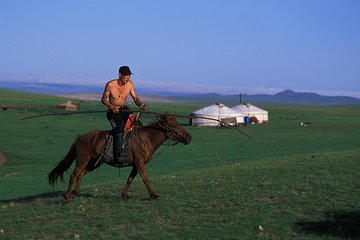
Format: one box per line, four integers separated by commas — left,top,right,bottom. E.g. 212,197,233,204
296,211,360,239
0,191,95,204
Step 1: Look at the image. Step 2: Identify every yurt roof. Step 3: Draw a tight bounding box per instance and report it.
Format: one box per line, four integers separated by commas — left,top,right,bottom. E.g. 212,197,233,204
232,103,268,114
193,103,243,117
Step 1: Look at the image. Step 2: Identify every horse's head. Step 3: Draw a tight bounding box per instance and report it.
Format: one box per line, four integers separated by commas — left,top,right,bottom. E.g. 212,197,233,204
156,114,192,145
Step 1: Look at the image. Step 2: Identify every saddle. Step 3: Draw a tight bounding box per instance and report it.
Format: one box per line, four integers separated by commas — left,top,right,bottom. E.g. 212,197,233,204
103,114,137,165
103,131,134,165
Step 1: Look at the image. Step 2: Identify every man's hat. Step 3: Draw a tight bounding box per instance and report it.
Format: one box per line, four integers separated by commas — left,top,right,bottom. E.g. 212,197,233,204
119,66,132,75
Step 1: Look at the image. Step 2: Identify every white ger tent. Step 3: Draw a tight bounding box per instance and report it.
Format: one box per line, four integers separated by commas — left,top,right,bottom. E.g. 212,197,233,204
232,103,268,124
191,103,244,127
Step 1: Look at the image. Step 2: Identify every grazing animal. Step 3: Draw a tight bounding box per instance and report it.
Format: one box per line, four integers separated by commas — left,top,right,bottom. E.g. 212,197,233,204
48,115,192,203
300,121,312,127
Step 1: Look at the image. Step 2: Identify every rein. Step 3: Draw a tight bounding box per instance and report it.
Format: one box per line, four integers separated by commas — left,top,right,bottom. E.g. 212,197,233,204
23,108,252,167
20,109,252,140
153,142,178,159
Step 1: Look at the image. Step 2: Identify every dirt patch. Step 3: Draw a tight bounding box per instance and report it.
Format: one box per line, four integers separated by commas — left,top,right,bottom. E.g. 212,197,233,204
55,93,102,101
0,97,38,101
0,152,6,166
5,172,19,177
57,93,178,103
140,95,178,103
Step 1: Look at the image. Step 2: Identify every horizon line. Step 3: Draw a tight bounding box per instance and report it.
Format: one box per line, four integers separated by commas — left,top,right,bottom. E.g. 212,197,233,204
1,77,360,99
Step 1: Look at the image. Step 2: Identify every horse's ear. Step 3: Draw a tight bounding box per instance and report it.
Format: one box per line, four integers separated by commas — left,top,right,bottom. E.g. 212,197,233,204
167,115,176,121
161,114,171,120
161,114,176,122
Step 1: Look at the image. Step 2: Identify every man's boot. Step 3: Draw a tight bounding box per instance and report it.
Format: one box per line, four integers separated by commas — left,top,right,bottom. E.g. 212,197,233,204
113,132,124,163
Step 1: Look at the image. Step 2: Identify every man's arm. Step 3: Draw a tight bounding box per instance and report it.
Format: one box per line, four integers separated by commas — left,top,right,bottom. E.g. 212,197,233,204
130,83,147,109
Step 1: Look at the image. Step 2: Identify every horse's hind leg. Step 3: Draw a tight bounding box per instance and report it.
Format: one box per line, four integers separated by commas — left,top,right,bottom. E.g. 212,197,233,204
64,167,85,203
73,169,88,196
122,166,138,199
64,170,77,203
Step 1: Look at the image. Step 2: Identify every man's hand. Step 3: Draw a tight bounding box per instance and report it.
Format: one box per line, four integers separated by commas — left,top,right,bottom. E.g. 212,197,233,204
140,104,148,110
112,106,119,113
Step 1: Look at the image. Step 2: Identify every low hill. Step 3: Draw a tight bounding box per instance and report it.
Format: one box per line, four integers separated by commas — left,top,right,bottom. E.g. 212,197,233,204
272,89,360,104
1,80,360,104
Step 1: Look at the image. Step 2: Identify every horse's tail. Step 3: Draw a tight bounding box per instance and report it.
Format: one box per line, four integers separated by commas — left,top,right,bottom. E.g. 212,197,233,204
48,136,81,187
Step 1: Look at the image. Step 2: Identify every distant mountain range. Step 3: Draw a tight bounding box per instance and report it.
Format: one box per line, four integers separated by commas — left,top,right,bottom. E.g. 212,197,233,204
146,89,360,105
228,89,360,105
1,80,360,105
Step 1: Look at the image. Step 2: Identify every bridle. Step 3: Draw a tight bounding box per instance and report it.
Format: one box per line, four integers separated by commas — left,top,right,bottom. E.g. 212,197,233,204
155,119,189,144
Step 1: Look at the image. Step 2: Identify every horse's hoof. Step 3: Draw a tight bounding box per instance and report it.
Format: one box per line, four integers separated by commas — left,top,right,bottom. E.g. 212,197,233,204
122,193,130,199
64,192,73,203
150,194,160,200
71,191,79,198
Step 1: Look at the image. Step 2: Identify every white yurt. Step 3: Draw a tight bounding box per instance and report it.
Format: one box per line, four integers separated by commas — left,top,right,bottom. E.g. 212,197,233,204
191,103,244,127
232,103,268,124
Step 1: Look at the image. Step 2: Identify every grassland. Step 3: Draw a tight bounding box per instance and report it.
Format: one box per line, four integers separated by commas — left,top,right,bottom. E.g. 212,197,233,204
0,89,360,239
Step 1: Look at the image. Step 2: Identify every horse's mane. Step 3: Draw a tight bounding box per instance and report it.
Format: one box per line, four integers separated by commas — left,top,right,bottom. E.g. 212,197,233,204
146,115,171,131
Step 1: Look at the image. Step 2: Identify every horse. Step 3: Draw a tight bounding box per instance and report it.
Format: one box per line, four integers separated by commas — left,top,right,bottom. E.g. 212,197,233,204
48,114,192,203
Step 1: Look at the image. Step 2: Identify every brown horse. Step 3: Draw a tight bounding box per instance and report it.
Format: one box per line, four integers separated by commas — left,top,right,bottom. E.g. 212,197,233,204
48,114,192,203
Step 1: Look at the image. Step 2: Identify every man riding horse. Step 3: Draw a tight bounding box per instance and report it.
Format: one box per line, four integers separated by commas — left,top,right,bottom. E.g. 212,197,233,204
101,66,148,163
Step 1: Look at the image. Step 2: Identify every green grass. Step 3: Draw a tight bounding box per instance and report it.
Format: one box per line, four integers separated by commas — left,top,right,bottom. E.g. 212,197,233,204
1,89,360,239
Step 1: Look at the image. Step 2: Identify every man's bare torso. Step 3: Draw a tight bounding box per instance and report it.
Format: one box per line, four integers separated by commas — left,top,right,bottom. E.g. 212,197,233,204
106,79,133,107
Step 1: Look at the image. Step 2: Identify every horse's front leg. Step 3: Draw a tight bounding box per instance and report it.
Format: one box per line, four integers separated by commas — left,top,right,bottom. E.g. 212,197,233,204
136,160,160,200
122,166,138,199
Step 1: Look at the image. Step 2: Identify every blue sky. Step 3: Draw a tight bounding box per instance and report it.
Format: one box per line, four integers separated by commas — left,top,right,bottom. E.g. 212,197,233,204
1,0,360,97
